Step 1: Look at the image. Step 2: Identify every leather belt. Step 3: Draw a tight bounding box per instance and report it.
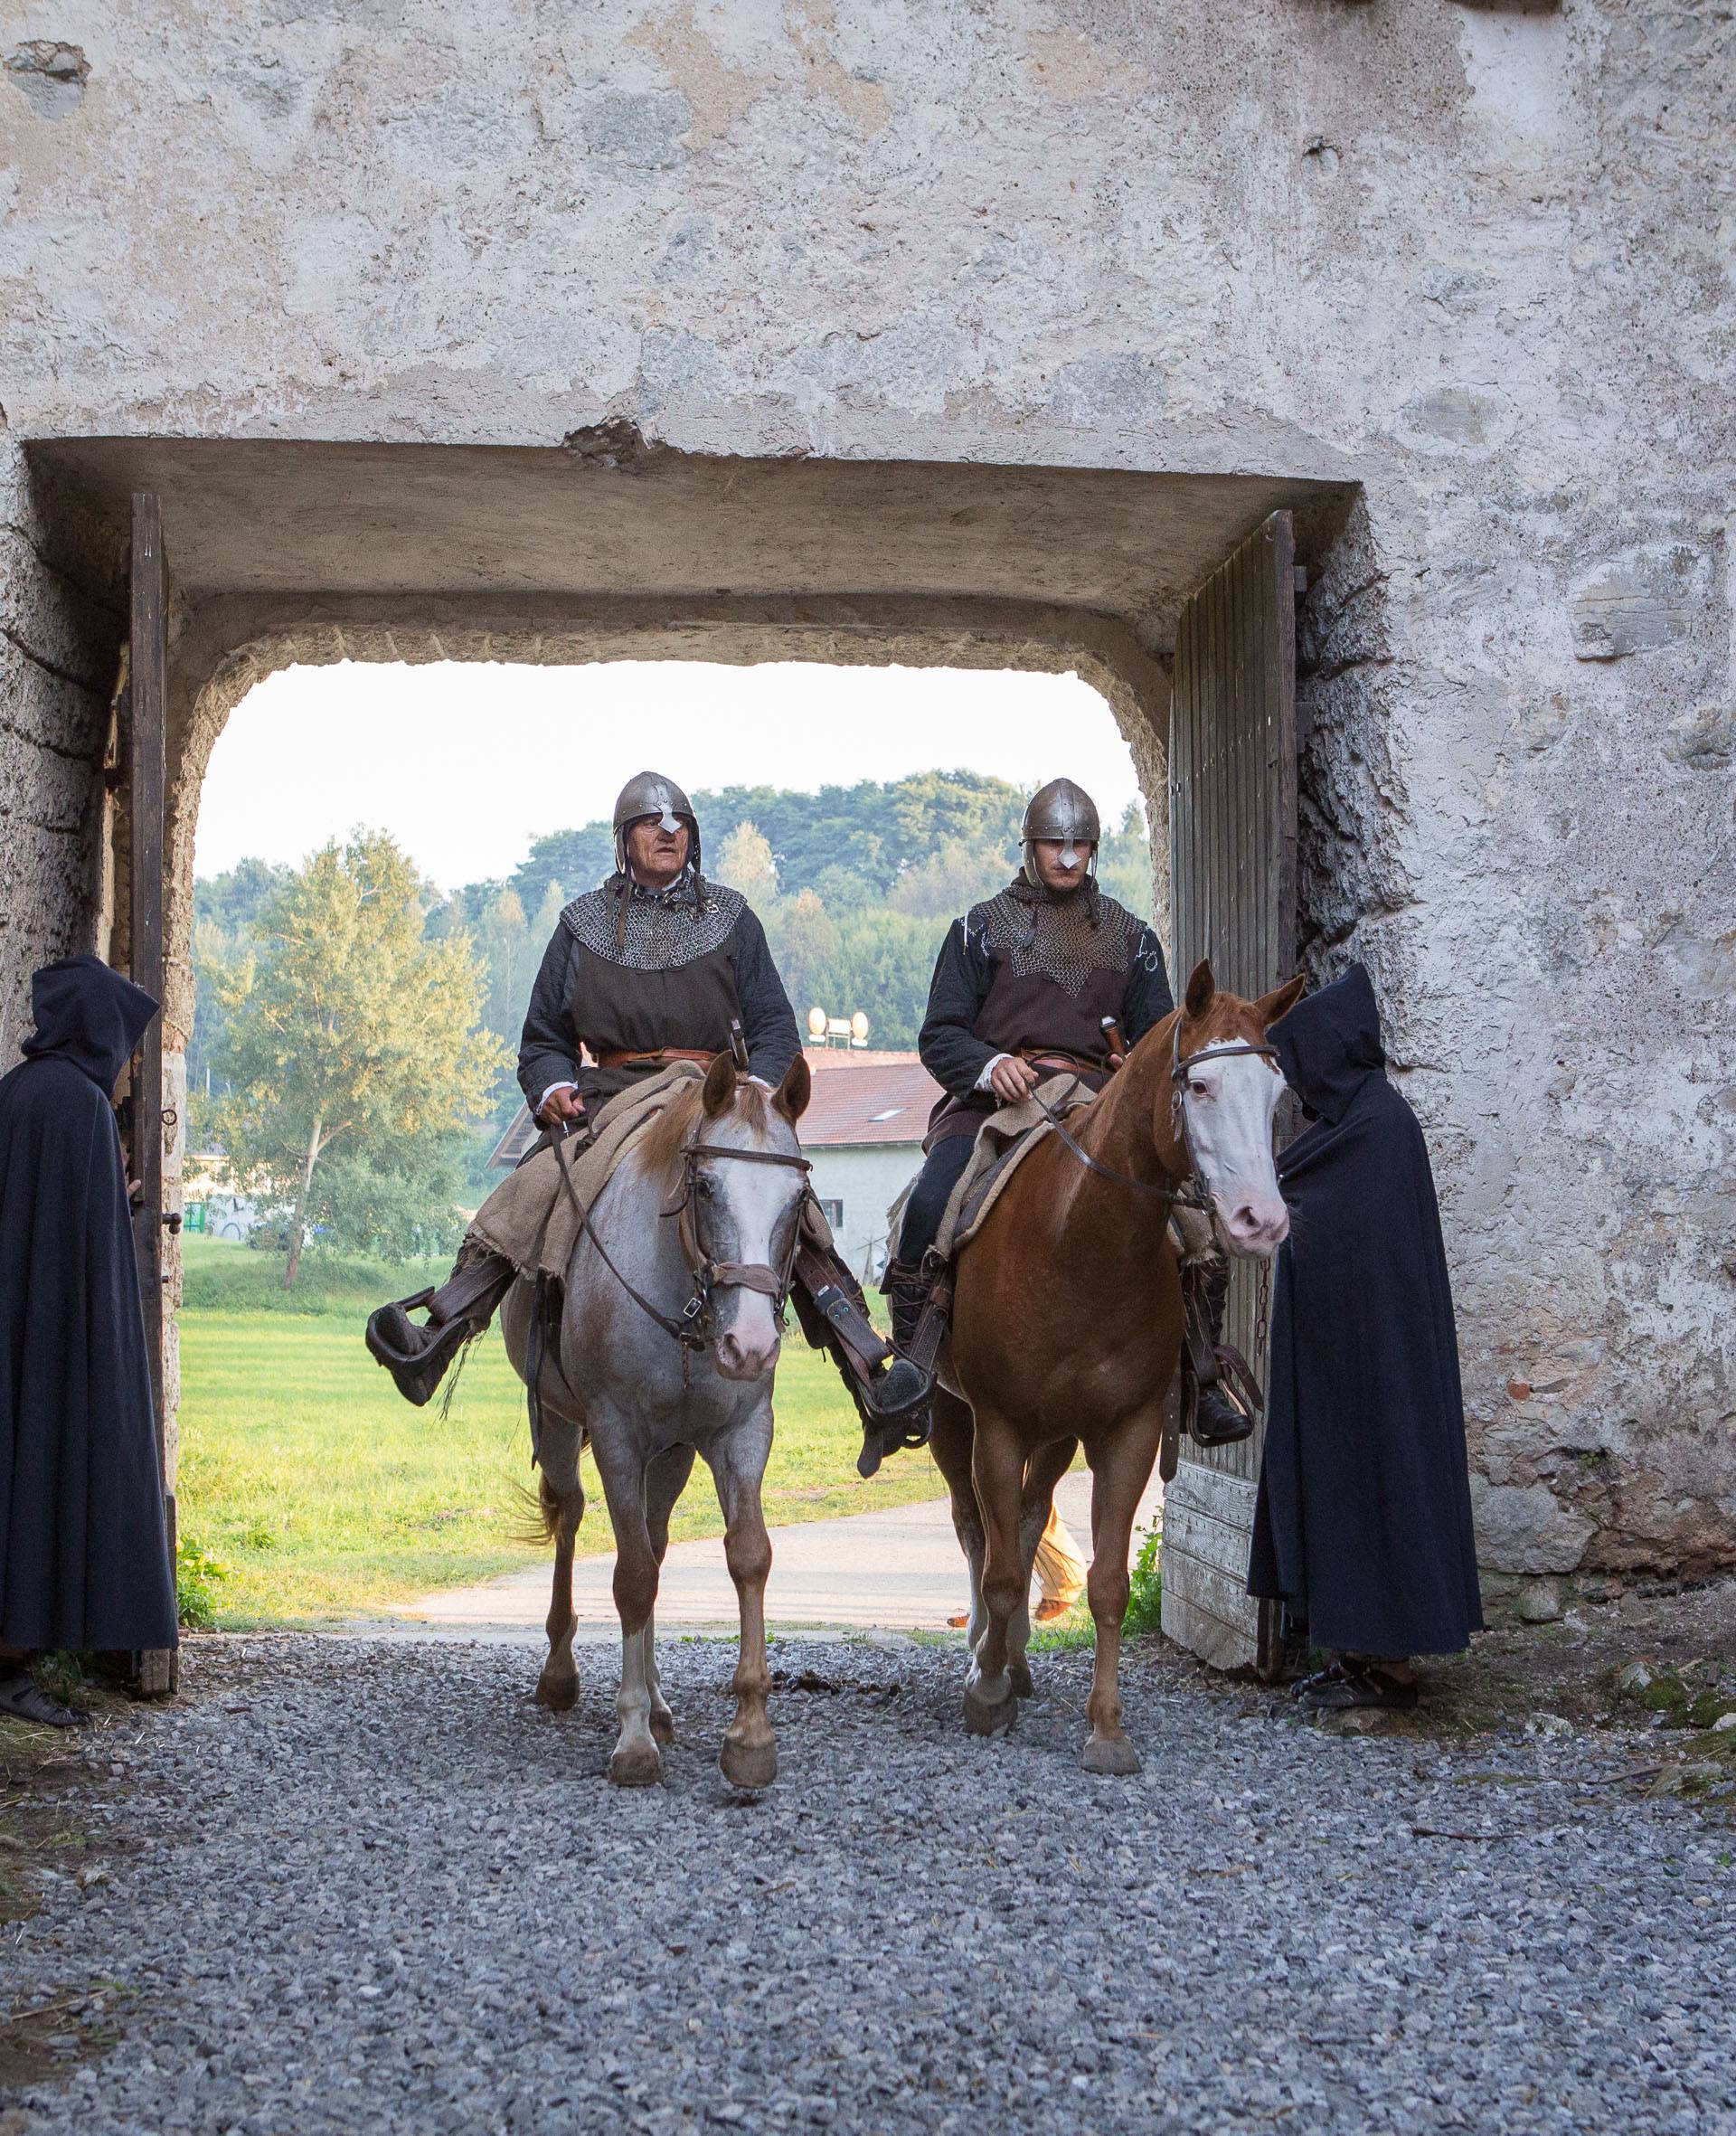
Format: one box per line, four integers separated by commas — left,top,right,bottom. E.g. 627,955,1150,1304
597,1046,718,1070
1017,1048,1109,1077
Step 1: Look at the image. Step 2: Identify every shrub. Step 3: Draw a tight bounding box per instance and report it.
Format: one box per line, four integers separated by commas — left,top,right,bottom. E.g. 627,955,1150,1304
176,1536,231,1630
1123,1522,1163,1638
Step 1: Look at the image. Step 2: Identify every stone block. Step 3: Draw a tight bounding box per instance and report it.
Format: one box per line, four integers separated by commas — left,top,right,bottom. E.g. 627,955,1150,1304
1469,1479,1594,1576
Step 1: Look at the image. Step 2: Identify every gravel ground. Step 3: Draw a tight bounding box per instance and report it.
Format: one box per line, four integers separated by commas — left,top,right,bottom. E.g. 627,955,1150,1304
4,1632,1734,2135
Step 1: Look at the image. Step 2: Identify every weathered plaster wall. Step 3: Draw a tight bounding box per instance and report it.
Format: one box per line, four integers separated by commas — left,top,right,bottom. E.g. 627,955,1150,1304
0,433,117,1049
2,0,1731,1585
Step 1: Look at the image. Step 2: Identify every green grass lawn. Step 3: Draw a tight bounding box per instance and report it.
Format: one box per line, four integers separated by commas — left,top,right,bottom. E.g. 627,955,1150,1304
175,1237,946,1627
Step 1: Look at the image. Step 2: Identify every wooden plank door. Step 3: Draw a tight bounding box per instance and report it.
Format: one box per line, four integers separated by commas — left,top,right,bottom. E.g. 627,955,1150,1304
1162,510,1297,1673
129,492,175,1697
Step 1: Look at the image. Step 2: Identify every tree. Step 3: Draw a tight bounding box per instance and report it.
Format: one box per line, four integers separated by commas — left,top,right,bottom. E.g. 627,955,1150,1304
714,821,779,909
210,831,509,1286
769,888,840,1021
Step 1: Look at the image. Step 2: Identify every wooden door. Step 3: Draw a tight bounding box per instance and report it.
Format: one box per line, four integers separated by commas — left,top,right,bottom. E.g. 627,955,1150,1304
1162,510,1297,1673
129,492,175,1696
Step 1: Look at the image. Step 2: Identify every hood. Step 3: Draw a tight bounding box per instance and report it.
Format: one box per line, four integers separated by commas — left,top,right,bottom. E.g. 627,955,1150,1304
21,953,159,1094
1269,961,1385,1125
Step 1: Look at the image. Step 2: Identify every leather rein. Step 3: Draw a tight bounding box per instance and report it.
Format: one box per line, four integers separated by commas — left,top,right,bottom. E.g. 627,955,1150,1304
1034,1021,1280,1208
550,1120,811,1364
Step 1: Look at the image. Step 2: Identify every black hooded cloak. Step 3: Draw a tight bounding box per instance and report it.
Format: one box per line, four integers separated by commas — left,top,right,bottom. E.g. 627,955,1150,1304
0,955,178,1652
1248,963,1483,1658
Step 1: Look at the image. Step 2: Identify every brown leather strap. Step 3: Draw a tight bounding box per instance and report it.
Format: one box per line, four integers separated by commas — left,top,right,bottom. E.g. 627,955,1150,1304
1017,1046,1108,1076
597,1046,718,1070
792,1243,893,1379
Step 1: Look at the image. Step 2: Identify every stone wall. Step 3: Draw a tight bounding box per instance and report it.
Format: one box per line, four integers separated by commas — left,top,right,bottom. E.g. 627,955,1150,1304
1,0,1731,1585
0,432,118,1049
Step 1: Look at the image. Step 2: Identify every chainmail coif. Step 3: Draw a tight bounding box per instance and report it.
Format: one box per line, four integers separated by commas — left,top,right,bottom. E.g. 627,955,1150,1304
972,874,1146,997
560,869,745,970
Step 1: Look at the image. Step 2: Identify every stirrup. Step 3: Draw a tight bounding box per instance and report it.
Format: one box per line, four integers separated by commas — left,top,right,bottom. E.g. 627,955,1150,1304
856,1404,932,1479
1186,1381,1255,1447
365,1297,474,1408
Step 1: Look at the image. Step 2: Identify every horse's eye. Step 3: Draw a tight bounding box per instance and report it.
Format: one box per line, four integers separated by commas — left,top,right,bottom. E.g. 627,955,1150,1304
695,1174,715,1197
1189,1079,1212,1099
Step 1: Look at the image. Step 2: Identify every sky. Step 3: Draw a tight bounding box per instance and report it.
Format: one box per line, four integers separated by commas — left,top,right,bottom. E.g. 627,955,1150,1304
194,660,1140,892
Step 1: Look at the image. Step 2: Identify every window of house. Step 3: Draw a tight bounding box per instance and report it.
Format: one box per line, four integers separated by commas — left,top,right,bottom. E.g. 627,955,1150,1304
816,1197,844,1228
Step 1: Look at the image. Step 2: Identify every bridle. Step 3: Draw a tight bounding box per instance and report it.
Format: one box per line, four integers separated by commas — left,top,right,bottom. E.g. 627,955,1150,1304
551,1119,812,1372
1033,1019,1281,1210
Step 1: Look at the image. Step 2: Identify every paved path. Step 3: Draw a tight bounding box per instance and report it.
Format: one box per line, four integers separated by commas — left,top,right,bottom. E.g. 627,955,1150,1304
392,1470,1162,1640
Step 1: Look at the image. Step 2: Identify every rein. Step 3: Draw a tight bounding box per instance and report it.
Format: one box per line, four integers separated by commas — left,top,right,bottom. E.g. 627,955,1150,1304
550,1119,811,1371
1033,1022,1281,1208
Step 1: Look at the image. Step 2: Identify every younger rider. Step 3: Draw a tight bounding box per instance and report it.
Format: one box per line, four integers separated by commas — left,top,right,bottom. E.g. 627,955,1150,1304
885,778,1255,1450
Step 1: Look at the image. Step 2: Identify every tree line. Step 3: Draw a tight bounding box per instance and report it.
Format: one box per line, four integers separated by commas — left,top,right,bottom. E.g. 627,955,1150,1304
190,771,1154,1280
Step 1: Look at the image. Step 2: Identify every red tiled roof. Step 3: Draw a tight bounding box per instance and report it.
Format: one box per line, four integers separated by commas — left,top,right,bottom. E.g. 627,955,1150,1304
796,1054,942,1146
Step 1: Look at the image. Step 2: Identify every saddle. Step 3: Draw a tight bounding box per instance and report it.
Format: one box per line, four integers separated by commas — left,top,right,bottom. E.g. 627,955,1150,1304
922,1073,1099,1267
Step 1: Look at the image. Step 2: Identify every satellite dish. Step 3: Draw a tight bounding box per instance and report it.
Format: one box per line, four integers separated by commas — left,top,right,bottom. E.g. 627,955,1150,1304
850,1011,871,1042
807,1006,827,1039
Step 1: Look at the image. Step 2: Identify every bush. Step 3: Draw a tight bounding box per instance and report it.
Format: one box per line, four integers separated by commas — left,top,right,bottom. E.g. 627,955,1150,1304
1123,1521,1163,1638
176,1536,231,1630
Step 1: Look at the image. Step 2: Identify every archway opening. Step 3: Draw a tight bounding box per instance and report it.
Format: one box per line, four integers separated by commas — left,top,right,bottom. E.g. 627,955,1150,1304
177,652,1156,1634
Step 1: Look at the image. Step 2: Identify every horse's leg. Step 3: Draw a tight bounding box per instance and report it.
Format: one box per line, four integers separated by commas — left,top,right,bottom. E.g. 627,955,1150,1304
1008,1435,1079,1698
1080,1409,1165,1776
533,1411,585,1713
706,1411,778,1790
642,1442,696,1747
963,1407,1027,1737
588,1426,666,1788
928,1388,985,1641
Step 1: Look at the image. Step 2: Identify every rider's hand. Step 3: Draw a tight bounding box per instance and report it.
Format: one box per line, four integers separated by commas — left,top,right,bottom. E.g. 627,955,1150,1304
988,1056,1042,1106
537,1087,584,1129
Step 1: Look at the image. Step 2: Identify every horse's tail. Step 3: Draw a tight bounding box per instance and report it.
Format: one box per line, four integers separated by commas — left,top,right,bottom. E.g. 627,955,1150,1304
511,1470,578,1546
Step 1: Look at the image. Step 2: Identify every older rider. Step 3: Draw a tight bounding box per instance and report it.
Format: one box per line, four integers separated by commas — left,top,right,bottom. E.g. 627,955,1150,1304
367,771,929,1460
886,777,1255,1450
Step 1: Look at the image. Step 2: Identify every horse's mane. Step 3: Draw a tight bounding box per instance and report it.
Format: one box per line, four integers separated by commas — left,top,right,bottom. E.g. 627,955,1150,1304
636,1076,772,1173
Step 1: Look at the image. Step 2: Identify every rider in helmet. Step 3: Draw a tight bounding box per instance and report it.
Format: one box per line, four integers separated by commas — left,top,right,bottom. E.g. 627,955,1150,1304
884,777,1255,1450
367,772,929,1458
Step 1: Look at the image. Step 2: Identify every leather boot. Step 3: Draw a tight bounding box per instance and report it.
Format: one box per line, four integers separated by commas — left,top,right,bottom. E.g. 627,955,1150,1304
850,1258,943,1478
366,1247,516,1407
1180,1254,1256,1447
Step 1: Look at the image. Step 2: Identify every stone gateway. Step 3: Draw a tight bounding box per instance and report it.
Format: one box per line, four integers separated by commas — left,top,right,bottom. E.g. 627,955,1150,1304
1,0,1730,1622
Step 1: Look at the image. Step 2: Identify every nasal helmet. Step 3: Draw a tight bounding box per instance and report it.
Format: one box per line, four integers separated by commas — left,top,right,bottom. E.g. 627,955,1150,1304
612,770,700,877
1020,778,1100,888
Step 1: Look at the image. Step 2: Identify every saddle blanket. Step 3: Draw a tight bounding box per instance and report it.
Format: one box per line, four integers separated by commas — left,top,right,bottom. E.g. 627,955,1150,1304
888,1073,1218,1270
884,1073,1098,1269
467,1061,834,1281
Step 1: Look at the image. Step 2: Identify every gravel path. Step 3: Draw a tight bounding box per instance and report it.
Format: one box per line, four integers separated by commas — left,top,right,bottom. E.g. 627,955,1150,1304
5,1634,1734,2134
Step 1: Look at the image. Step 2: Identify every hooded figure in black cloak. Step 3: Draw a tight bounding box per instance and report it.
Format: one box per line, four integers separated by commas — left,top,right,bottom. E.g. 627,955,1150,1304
1248,962,1482,1710
0,954,178,1725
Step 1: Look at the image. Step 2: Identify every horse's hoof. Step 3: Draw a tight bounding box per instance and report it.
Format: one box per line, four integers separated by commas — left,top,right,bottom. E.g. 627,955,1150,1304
720,1735,777,1791
650,1708,676,1746
1009,1657,1035,1700
534,1672,578,1713
609,1742,664,1788
964,1684,1016,1737
1082,1734,1140,1777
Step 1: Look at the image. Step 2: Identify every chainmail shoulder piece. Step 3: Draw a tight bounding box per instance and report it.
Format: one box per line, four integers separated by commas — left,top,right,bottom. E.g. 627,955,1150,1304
969,878,1147,997
560,872,745,970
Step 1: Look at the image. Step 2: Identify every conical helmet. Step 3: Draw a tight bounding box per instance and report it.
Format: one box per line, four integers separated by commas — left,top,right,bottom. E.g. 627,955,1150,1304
1020,778,1100,886
612,770,700,875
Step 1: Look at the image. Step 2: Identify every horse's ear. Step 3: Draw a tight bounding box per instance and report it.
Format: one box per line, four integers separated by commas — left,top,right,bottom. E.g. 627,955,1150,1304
702,1051,738,1117
1256,972,1306,1029
774,1054,811,1125
1184,959,1216,1020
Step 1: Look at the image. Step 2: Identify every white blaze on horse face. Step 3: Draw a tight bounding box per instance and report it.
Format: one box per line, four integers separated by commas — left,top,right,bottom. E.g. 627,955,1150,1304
706,1119,805,1383
1181,1051,1289,1255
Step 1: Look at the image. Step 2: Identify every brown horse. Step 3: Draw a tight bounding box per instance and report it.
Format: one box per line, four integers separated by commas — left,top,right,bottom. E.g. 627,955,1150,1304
930,959,1305,1773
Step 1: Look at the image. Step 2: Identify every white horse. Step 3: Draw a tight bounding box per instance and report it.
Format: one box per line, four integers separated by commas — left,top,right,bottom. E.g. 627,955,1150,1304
500,1052,813,1789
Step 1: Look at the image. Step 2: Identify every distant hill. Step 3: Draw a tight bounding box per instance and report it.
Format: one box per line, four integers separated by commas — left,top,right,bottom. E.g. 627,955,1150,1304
509,769,1029,912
